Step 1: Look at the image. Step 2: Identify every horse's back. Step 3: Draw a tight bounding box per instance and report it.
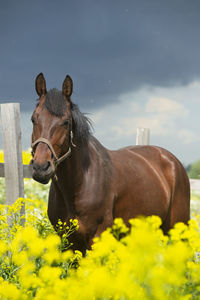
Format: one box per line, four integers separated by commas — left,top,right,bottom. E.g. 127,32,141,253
108,145,190,232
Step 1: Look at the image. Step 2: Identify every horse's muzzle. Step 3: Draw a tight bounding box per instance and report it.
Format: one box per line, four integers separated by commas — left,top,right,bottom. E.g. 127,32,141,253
29,159,55,184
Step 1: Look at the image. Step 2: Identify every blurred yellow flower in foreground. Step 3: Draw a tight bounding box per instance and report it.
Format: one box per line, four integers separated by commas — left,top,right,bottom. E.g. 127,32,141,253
0,196,199,299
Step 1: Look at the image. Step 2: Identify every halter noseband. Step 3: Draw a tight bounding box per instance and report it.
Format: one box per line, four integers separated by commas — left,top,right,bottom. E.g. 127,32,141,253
31,130,76,167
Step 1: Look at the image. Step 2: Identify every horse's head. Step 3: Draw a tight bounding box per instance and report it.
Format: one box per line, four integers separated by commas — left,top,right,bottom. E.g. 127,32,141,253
30,73,75,184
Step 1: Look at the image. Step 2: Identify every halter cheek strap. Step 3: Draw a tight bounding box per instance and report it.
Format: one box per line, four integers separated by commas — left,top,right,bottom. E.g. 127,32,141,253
31,130,75,166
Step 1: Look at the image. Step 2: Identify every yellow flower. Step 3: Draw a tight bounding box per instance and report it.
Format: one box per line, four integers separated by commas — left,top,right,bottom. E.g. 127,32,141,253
22,150,32,165
0,240,8,256
39,265,62,285
0,151,4,163
0,280,22,300
12,250,28,266
72,219,78,227
0,149,32,164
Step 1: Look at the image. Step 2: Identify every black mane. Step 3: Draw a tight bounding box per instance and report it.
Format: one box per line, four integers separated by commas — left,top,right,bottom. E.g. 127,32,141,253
44,89,92,146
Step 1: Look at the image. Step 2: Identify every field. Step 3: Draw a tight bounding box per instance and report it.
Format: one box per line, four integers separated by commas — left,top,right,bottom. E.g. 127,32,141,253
0,151,200,299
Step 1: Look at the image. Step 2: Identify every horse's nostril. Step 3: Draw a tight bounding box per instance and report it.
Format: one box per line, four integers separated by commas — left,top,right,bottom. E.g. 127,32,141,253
32,161,39,172
32,161,51,172
43,161,51,171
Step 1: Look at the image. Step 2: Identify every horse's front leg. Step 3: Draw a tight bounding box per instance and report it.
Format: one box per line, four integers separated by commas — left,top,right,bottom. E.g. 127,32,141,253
47,183,69,227
86,196,115,248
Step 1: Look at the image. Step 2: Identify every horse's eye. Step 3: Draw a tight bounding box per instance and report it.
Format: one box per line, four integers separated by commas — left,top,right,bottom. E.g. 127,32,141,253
62,119,70,127
31,116,36,124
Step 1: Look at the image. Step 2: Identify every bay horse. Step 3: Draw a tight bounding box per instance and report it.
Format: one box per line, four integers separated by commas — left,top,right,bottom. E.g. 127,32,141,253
30,73,190,254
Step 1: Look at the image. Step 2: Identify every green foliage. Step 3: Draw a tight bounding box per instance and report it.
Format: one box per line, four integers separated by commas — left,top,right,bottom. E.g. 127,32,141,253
188,160,200,179
0,178,50,204
0,179,6,204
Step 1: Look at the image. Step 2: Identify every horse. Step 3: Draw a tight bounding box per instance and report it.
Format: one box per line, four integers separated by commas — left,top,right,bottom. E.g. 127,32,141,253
30,73,190,255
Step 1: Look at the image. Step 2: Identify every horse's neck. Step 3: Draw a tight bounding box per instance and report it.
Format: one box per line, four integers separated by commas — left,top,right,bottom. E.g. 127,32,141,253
53,137,109,201
56,150,81,184
53,144,89,198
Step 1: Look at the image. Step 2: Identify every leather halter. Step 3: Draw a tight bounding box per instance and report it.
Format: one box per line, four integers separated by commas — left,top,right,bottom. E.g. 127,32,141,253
31,131,76,166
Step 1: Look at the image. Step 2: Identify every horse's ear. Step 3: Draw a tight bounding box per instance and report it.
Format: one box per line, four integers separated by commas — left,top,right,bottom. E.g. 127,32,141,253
35,73,47,97
62,75,73,98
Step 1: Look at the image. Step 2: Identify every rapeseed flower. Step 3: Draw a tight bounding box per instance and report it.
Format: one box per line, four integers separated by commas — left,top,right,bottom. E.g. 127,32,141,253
0,165,200,299
0,149,32,165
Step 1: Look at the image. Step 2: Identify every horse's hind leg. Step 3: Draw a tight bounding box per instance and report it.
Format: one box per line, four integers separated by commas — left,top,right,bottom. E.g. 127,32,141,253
162,174,190,233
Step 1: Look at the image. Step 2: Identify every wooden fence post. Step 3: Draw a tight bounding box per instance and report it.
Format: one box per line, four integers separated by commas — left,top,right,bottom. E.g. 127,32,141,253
0,103,25,224
136,127,150,145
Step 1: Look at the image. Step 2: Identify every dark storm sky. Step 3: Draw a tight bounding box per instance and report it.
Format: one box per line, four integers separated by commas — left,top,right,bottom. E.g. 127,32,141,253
1,0,200,112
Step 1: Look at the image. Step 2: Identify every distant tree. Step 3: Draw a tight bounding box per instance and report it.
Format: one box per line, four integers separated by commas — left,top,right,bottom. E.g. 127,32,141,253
184,164,191,173
188,160,200,179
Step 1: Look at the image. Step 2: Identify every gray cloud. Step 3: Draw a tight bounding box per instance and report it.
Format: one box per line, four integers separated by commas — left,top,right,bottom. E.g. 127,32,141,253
0,0,200,112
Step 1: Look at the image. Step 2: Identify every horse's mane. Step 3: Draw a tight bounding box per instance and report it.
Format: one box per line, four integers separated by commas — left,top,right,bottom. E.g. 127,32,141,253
44,88,92,146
